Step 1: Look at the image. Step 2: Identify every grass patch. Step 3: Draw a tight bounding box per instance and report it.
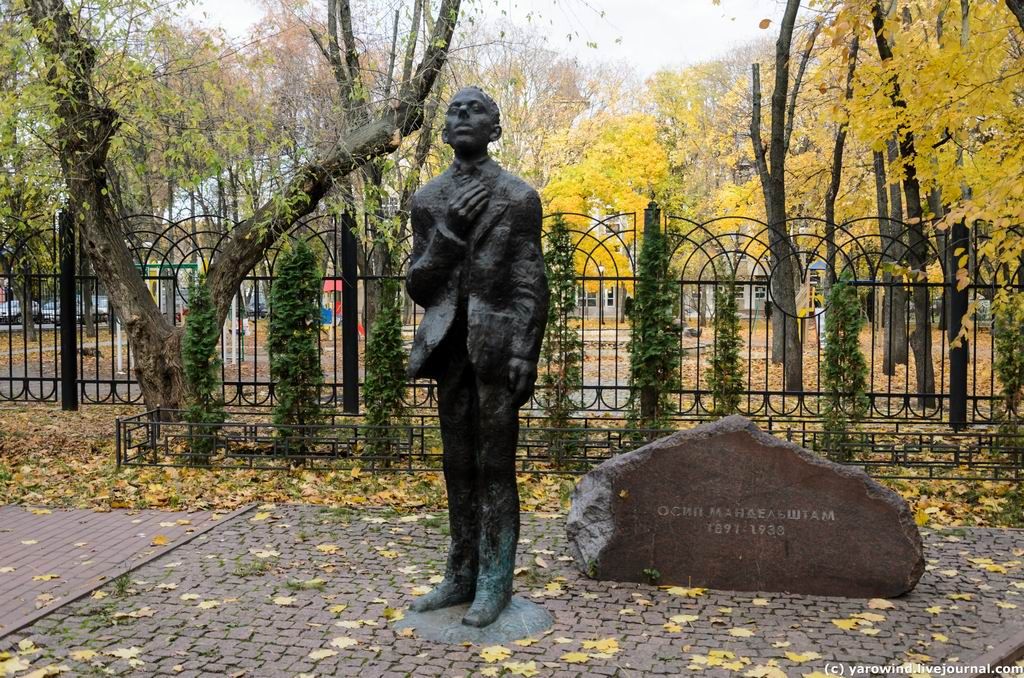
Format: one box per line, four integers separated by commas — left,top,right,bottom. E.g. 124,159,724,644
111,573,132,598
285,578,325,591
233,559,271,577
422,513,449,535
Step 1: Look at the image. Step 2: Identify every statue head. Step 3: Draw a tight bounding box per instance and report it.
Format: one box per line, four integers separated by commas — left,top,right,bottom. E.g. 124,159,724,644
442,86,501,158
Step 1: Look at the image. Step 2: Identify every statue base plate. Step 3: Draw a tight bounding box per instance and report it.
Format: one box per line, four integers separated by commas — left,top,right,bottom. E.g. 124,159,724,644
394,596,553,644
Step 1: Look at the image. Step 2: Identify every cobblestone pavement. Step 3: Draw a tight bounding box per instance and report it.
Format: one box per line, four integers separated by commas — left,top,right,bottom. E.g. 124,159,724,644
2,505,1022,677
0,506,220,638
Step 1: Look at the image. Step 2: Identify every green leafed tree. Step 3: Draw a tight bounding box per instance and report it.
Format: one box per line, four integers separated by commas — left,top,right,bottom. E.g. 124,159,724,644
539,215,583,466
269,238,324,450
820,273,869,459
363,272,407,460
14,0,462,415
181,275,225,465
706,277,744,416
628,212,681,433
994,292,1024,441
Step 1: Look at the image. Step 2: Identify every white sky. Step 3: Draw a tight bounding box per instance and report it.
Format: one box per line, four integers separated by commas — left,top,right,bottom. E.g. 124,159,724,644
186,0,790,77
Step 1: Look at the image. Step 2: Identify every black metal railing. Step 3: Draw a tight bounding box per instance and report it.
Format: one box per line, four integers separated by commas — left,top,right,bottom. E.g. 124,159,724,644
5,206,1024,473
114,408,1024,481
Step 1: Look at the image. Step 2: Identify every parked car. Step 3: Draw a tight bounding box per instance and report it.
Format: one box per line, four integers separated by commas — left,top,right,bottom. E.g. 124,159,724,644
40,300,59,323
38,296,110,324
0,299,40,324
87,296,110,323
247,298,269,318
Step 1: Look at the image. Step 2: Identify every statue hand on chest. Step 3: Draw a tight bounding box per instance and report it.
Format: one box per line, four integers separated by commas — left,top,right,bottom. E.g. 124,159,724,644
447,177,490,239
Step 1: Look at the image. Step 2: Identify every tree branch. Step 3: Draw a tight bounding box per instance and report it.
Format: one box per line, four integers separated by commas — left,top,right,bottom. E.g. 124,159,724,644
770,0,801,192
825,36,860,227
1007,0,1024,34
401,0,424,88
750,63,771,207
205,0,462,324
784,17,822,157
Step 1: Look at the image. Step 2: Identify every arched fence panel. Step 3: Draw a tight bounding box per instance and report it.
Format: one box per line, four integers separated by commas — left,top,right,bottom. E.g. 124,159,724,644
0,209,1018,436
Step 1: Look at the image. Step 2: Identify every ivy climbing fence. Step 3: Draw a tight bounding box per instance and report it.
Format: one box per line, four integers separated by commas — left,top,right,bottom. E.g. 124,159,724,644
2,206,1022,478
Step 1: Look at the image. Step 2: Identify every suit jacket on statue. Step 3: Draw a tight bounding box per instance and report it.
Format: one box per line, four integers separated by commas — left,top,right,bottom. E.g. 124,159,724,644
406,158,548,382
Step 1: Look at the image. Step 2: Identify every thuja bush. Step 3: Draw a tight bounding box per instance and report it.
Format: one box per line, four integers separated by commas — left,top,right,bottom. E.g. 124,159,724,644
627,226,681,433
269,238,325,451
181,276,225,465
363,274,407,459
994,291,1024,441
820,274,869,459
539,215,583,466
706,277,744,416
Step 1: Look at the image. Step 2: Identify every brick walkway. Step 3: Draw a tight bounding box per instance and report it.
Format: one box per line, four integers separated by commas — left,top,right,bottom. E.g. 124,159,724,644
1,505,1022,677
0,505,224,638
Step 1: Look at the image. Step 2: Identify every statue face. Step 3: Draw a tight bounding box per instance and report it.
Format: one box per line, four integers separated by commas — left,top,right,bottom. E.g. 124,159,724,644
442,89,500,155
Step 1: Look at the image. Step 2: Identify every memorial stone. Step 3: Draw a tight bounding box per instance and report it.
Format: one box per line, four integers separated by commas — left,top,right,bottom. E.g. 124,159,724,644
566,416,925,597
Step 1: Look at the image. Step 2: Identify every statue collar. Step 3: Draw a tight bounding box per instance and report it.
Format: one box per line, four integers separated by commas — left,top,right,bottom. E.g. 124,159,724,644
451,156,499,183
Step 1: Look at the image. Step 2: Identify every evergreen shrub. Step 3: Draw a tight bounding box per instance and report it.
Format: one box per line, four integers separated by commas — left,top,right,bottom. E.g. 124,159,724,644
182,275,225,465
539,216,583,466
820,273,869,459
269,238,325,452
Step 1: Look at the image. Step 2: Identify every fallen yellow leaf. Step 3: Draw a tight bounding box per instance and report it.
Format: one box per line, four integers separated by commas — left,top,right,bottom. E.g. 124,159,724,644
329,637,358,649
479,646,512,663
664,586,706,597
581,638,619,654
0,657,31,674
502,660,539,677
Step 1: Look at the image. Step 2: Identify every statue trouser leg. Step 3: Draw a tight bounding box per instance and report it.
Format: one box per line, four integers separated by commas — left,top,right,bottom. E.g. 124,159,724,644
410,354,479,613
463,377,520,628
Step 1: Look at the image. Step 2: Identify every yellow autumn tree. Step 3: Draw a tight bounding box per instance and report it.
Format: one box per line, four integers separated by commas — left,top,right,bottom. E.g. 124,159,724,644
543,112,671,291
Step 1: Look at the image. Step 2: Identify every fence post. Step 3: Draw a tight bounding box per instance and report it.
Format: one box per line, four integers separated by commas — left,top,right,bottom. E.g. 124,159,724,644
643,200,661,243
59,210,78,411
340,211,359,414
947,218,969,429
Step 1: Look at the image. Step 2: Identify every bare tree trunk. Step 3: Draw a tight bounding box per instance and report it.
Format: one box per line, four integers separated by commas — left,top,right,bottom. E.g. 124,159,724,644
871,0,936,408
750,0,806,392
874,150,908,375
824,36,860,290
1007,0,1024,32
82,258,95,338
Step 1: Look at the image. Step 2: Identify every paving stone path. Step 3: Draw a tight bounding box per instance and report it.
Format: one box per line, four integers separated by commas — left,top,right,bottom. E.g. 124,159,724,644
0,506,221,638
1,505,1022,677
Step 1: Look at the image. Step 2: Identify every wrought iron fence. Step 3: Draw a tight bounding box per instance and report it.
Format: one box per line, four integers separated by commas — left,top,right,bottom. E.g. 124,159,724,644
114,410,1024,481
4,205,1024,476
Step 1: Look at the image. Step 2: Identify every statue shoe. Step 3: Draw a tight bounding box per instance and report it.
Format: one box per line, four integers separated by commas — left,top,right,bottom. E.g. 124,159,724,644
462,588,510,628
409,578,475,613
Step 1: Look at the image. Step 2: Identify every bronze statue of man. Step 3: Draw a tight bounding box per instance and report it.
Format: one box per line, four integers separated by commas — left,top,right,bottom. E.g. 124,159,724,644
405,86,549,627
